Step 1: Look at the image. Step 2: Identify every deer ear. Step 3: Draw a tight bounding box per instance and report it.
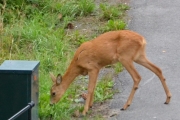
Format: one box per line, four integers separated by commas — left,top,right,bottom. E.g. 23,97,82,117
56,74,62,85
50,72,56,83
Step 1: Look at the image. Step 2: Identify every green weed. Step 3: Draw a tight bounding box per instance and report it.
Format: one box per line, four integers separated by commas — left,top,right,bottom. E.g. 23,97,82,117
99,3,129,20
114,63,124,74
118,3,130,11
77,0,95,16
94,74,115,102
100,3,120,20
68,30,88,46
103,19,127,32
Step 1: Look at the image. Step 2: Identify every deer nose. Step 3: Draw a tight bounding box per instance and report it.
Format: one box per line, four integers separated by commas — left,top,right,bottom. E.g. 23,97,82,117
50,101,54,106
50,103,54,106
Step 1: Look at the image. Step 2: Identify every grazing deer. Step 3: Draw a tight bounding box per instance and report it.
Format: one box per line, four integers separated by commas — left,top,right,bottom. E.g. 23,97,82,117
49,30,171,116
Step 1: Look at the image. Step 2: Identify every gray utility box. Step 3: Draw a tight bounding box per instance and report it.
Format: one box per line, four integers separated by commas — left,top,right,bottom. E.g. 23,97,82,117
0,60,40,120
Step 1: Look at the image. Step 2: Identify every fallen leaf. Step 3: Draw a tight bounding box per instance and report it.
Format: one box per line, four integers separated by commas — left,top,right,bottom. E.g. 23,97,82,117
74,97,85,103
109,109,121,117
73,110,80,117
58,13,62,20
66,23,74,29
80,93,87,100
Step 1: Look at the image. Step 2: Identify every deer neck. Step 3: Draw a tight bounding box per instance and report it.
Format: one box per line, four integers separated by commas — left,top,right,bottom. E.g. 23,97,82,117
60,64,80,91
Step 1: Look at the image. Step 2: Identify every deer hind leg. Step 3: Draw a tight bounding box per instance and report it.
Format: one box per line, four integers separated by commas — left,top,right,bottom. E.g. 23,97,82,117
119,59,142,110
135,55,172,104
82,69,99,116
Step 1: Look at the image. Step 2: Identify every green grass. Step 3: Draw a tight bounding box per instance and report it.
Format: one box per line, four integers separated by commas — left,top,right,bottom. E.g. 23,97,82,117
94,74,115,102
114,63,124,74
0,0,128,119
102,19,127,32
99,3,129,20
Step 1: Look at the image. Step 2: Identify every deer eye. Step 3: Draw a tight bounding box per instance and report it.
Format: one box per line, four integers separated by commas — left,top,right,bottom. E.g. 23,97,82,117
52,92,56,96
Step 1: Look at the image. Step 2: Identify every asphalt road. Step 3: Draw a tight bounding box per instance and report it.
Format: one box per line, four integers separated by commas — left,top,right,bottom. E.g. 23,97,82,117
109,0,180,120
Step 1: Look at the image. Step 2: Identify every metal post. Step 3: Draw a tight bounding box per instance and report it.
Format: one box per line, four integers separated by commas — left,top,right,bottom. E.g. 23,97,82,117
8,101,35,120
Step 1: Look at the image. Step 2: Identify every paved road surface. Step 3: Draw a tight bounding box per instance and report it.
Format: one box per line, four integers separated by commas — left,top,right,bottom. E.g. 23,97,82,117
110,0,180,120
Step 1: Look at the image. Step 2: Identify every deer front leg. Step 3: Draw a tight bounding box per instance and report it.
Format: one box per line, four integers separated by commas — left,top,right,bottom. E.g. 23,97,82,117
82,69,99,116
120,60,141,110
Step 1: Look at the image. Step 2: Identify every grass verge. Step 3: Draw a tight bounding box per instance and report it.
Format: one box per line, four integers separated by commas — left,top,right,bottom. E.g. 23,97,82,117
0,0,129,119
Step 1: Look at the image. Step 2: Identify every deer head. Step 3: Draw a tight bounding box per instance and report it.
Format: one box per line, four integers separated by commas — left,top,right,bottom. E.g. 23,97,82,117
49,73,64,105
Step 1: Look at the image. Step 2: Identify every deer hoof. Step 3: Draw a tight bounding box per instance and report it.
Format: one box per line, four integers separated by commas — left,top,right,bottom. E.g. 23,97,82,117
121,108,125,111
79,113,85,118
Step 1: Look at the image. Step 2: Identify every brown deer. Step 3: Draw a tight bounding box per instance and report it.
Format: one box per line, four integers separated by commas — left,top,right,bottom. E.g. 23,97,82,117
49,30,171,116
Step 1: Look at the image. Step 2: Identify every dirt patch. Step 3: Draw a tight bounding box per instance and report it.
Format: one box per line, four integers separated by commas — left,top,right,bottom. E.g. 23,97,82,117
87,101,121,119
72,16,105,39
68,0,130,40
72,100,121,120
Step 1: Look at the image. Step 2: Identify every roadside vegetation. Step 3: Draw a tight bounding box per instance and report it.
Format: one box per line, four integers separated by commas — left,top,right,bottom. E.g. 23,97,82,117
0,0,129,119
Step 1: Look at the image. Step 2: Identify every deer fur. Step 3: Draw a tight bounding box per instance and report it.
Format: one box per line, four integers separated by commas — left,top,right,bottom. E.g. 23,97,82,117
50,30,172,116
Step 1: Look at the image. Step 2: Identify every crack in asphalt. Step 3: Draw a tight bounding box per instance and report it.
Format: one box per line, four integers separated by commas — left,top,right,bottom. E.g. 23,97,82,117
136,74,155,94
140,74,155,87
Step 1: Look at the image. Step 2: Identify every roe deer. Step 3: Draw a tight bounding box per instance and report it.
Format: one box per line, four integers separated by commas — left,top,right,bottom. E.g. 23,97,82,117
49,30,171,116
